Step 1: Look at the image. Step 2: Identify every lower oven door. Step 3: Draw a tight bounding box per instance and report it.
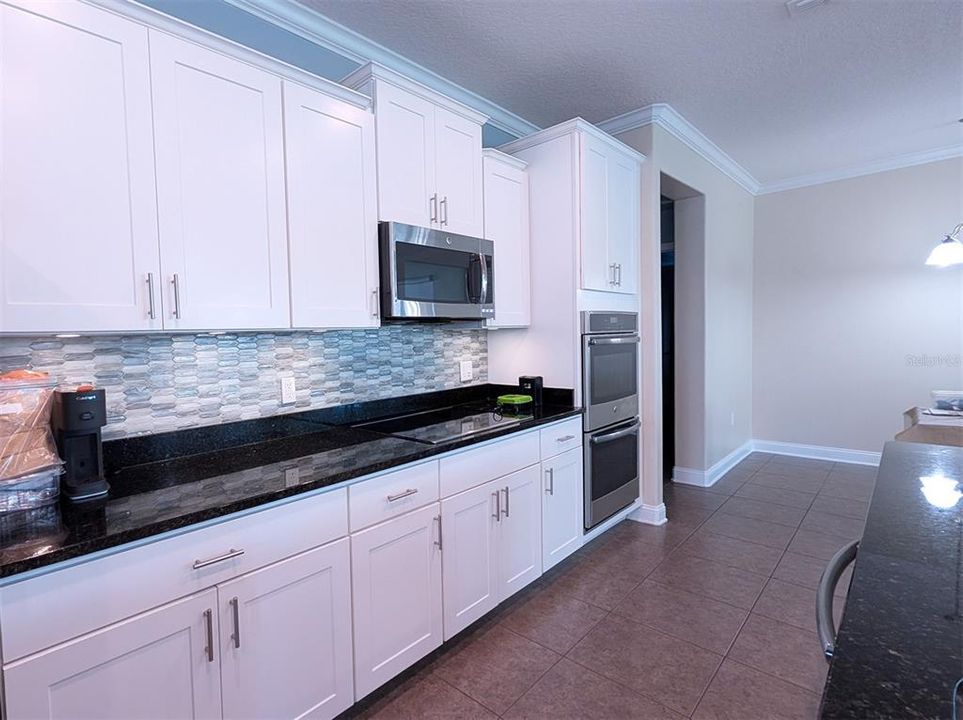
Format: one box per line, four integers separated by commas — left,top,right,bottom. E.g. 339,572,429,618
584,418,640,529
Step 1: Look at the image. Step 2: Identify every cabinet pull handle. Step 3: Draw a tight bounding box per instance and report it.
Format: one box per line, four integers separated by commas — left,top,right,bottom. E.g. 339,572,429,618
616,263,622,286
492,490,501,521
146,273,156,320
193,548,245,570
430,193,438,223
546,468,555,495
387,487,418,502
440,196,449,226
371,287,379,318
171,273,182,319
434,515,443,551
203,608,214,662
556,435,575,443
609,263,617,285
230,596,241,649
502,486,510,518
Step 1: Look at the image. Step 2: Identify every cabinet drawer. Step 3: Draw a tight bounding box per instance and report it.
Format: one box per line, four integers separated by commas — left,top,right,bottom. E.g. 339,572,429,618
440,431,540,498
0,487,348,663
349,461,439,531
539,417,583,459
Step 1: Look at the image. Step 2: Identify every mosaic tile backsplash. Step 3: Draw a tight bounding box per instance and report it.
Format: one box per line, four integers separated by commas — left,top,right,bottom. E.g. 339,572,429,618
0,328,487,439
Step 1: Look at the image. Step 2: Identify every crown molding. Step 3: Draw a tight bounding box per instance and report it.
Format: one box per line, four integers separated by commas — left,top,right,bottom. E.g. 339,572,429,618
343,62,488,126
89,0,371,108
757,144,963,194
223,0,540,139
598,103,760,194
499,117,647,164
482,148,529,171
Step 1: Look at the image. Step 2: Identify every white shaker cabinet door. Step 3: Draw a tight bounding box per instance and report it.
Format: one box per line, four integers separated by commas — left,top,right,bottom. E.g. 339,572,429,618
541,447,583,572
496,464,543,601
351,503,443,699
441,478,500,640
3,589,221,720
284,82,379,328
0,0,161,332
483,155,531,328
373,82,436,227
434,106,484,237
606,151,640,295
579,133,613,292
150,30,290,330
218,539,354,720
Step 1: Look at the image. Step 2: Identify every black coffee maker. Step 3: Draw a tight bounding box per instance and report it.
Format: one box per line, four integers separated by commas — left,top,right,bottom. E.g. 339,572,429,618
51,388,110,501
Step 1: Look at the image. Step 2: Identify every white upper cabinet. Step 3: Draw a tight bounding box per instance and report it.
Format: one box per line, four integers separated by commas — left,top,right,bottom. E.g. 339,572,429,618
483,151,531,328
579,132,641,293
150,31,290,331
579,131,641,295
345,64,486,237
0,0,161,333
284,81,379,328
434,107,484,236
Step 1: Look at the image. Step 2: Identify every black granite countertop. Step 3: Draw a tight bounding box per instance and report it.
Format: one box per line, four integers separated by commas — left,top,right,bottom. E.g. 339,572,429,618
820,441,963,719
0,385,578,580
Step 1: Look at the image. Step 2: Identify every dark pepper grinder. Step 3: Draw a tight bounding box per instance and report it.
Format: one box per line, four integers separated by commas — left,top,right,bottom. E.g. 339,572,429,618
518,376,543,407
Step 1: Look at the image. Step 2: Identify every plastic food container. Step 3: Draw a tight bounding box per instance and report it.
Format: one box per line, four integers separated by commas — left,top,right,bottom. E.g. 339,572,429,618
0,467,60,513
931,390,963,411
0,370,60,480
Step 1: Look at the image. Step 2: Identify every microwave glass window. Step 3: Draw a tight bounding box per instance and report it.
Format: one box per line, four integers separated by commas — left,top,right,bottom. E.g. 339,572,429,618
589,428,639,501
589,343,638,404
395,244,479,304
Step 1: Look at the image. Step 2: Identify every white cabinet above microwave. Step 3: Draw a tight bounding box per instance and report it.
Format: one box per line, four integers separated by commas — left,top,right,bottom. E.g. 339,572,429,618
343,64,487,238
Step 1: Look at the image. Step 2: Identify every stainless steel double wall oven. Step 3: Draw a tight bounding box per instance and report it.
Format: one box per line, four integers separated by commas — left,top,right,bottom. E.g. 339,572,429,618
581,311,641,529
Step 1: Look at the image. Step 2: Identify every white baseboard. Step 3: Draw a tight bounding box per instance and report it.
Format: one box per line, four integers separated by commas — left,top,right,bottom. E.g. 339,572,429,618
628,502,667,526
672,441,754,488
751,440,881,466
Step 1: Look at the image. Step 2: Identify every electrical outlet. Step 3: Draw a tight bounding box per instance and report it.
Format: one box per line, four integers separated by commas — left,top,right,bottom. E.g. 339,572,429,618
280,376,296,405
284,466,300,487
459,360,473,383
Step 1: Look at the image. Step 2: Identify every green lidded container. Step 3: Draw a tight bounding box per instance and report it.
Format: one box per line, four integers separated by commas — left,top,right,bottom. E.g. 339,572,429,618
496,394,533,416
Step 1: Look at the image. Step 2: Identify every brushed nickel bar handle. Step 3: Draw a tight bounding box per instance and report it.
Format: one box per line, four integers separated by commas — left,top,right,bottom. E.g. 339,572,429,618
502,486,510,518
545,468,554,495
434,515,442,551
193,548,245,570
430,193,438,223
440,196,449,226
230,596,241,649
387,488,418,502
146,273,156,319
492,490,500,521
203,608,214,663
371,287,379,318
171,273,182,319
556,435,576,443
816,539,859,662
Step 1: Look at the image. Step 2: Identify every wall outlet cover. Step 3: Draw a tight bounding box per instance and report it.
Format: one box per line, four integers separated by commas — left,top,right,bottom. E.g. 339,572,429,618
459,360,473,382
280,376,297,405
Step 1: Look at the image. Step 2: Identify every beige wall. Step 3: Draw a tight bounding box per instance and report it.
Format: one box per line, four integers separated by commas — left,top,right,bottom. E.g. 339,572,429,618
617,124,755,505
753,157,963,453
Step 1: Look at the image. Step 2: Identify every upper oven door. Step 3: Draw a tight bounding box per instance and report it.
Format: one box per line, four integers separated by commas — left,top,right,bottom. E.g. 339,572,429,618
582,333,640,431
381,222,494,321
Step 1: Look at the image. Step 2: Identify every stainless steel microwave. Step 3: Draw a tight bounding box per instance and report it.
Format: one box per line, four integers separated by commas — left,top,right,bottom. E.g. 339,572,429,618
378,222,494,323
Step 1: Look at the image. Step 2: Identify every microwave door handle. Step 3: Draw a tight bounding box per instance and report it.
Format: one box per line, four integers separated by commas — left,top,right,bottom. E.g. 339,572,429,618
467,255,481,303
590,420,641,445
479,253,489,304
588,336,640,346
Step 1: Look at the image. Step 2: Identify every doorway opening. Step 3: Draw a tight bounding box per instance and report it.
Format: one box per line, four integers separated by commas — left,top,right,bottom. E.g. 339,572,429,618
660,196,675,482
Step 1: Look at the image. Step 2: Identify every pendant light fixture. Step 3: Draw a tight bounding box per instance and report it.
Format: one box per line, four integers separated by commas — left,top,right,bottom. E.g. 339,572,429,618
925,224,963,267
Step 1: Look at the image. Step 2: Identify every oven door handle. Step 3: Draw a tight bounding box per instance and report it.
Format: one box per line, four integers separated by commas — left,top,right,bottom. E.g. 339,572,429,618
587,336,640,346
590,420,641,444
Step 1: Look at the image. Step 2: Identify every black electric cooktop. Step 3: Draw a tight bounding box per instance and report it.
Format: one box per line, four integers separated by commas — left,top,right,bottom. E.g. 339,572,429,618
355,405,533,445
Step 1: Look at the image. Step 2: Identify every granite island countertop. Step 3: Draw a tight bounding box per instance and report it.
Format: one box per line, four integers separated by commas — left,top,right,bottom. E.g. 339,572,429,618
0,385,579,580
820,441,963,719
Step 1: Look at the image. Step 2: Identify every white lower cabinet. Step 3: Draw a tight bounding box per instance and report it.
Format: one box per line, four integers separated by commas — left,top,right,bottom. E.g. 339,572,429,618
4,589,222,720
218,539,354,720
442,465,543,640
541,447,584,571
350,503,443,700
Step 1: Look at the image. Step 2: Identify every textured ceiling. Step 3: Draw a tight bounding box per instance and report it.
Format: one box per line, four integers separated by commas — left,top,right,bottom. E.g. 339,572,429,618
297,0,963,185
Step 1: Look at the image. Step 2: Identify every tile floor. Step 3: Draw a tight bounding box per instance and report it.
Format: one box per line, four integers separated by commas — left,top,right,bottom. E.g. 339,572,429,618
348,453,875,720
